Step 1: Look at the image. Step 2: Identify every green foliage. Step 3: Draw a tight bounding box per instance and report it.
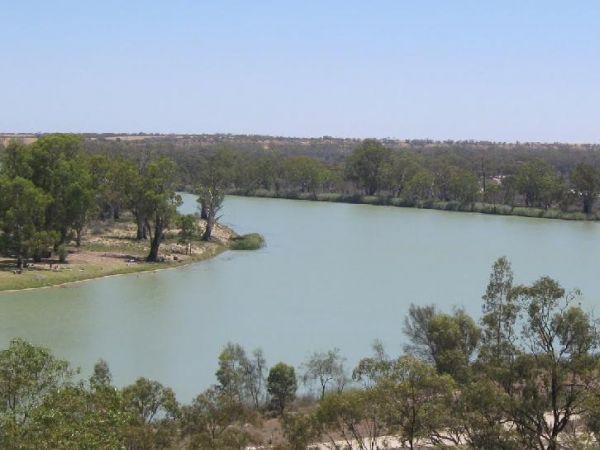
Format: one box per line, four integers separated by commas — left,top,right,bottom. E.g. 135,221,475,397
0,338,72,420
404,169,434,202
515,160,565,208
197,148,233,241
15,385,134,449
0,177,52,268
283,156,329,193
267,362,297,415
301,348,347,399
89,359,112,388
182,386,254,449
345,139,393,195
139,157,182,261
571,162,600,214
122,377,179,424
380,356,456,448
177,213,200,245
229,233,265,250
78,134,600,221
56,244,68,263
282,413,320,449
215,343,267,409
403,304,480,383
479,256,518,365
0,258,597,449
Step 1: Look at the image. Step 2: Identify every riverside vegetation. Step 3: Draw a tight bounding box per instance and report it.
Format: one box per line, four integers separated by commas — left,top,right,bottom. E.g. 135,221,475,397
0,135,263,291
73,133,600,221
4,134,600,228
0,258,598,449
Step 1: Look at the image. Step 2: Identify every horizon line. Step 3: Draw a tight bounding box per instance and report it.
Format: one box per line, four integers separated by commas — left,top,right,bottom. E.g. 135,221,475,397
1,131,600,147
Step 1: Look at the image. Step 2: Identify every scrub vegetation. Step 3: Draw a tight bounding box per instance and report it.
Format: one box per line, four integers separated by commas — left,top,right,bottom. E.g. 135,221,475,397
229,233,265,251
1,258,599,449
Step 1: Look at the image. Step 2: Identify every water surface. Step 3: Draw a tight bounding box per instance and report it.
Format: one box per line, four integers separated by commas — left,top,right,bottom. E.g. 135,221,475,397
0,194,598,401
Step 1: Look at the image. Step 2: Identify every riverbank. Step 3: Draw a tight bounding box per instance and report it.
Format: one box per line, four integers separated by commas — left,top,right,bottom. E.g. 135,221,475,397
0,219,241,292
231,189,599,222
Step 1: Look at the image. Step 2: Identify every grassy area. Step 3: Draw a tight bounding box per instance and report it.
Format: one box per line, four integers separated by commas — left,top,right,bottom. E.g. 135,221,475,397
0,219,239,292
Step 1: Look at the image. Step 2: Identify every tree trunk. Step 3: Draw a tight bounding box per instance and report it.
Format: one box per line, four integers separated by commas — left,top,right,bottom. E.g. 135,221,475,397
146,221,163,262
75,229,82,247
136,215,147,240
200,203,209,220
16,255,23,270
583,196,592,215
202,217,214,241
59,228,69,246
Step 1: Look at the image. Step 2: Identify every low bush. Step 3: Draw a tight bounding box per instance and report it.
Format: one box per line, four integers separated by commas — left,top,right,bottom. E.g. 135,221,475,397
316,193,342,202
230,233,265,250
57,245,69,263
512,207,544,218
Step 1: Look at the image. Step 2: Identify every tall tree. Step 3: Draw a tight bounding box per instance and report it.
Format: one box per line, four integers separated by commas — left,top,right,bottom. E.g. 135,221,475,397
28,134,93,244
403,304,480,383
283,156,327,193
267,363,297,415
182,387,253,450
571,163,600,214
507,277,599,449
0,177,52,269
515,161,563,208
141,157,182,262
479,257,519,365
0,338,72,420
381,356,456,450
301,348,347,399
197,149,234,241
345,139,392,195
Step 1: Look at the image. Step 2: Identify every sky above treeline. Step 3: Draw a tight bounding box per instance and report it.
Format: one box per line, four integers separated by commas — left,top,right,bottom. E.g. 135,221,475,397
1,1,599,143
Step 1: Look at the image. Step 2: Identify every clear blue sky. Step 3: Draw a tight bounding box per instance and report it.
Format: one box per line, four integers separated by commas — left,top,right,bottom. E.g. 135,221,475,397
1,1,599,142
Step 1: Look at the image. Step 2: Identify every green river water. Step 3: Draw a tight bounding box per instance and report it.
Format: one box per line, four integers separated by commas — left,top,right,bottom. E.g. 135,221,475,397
0,194,598,401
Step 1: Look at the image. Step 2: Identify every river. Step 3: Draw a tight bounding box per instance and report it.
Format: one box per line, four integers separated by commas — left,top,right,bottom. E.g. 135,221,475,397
0,194,598,401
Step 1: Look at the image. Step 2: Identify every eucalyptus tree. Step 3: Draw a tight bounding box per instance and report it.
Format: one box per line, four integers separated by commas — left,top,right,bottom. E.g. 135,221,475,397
403,304,481,383
197,149,235,241
571,162,600,214
283,156,328,193
479,257,519,366
345,139,393,195
505,277,599,450
267,363,297,415
27,134,95,244
0,338,72,420
301,348,347,399
182,387,253,449
140,157,182,262
0,177,52,269
215,343,267,409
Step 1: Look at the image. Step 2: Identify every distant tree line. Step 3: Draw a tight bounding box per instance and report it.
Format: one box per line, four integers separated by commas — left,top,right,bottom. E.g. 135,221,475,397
78,135,600,217
0,259,598,448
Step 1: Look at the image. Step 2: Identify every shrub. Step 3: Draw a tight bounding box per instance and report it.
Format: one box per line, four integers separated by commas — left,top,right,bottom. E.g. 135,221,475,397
361,195,381,205
316,193,342,202
512,207,544,218
230,233,265,251
495,205,513,215
57,245,68,263
542,209,562,219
